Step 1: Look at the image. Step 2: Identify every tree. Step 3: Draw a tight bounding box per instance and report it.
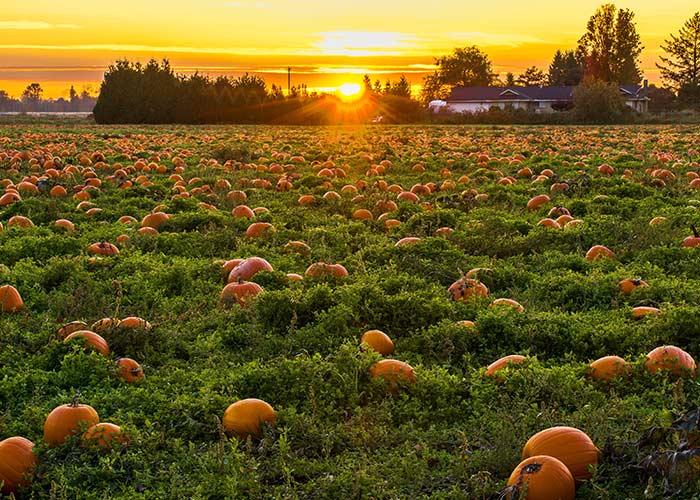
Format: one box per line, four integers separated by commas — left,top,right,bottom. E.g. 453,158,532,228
420,46,496,104
577,4,643,84
516,66,547,86
646,84,678,112
548,50,584,85
387,75,412,98
572,79,629,122
505,73,516,86
657,12,700,108
362,75,373,94
21,83,43,103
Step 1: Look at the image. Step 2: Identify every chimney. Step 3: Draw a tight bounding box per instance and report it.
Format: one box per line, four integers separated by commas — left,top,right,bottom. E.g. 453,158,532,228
643,79,648,96
288,67,291,96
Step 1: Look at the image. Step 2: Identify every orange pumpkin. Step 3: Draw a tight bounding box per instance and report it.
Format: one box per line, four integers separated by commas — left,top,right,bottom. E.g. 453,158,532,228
141,211,169,229
485,355,526,377
526,194,550,211
521,426,598,481
395,237,421,246
283,241,311,255
0,285,24,313
360,330,395,356
585,245,615,261
232,205,255,218
245,222,275,238
54,219,75,231
632,306,661,318
645,345,696,376
369,359,416,392
589,355,630,381
619,278,649,294
82,423,126,449
92,317,121,332
119,316,151,330
506,455,575,500
57,321,89,339
305,263,348,279
352,209,373,220
63,330,110,356
490,298,524,312
44,396,100,447
0,437,37,494
222,399,276,439
87,242,119,256
7,215,33,228
220,281,264,307
448,278,489,302
115,357,144,383
228,257,273,282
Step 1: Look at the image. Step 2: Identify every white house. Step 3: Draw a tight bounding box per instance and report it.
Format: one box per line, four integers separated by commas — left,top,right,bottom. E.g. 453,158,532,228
443,83,649,114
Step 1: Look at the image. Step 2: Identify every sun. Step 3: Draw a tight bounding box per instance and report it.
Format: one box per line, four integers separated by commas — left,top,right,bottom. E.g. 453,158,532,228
337,83,363,102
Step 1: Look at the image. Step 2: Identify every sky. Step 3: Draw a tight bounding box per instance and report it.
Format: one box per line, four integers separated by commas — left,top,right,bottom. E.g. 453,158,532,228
0,0,697,98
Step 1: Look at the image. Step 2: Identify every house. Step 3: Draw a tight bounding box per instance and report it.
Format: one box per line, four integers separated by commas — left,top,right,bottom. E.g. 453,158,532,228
440,82,648,114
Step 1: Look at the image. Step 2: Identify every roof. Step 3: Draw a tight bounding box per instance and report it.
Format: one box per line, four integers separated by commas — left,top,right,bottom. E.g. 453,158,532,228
447,85,646,102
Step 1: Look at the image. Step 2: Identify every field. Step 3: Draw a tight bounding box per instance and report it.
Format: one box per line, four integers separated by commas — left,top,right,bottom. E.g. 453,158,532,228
2,123,700,499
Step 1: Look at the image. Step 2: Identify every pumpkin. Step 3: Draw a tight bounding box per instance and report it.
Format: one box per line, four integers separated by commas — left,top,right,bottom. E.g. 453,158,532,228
245,222,275,238
222,399,276,439
64,330,110,356
7,215,33,228
352,209,373,220
50,185,68,197
457,320,475,328
0,285,24,313
645,345,696,376
682,225,700,248
589,355,630,381
92,317,121,332
585,245,614,261
521,426,598,481
506,455,575,500
138,226,158,235
448,278,489,302
526,194,550,211
54,218,75,231
485,355,526,377
360,330,395,356
631,306,661,318
221,281,264,307
598,163,614,175
305,263,348,279
649,216,667,225
228,257,273,282
537,218,561,229
490,298,524,312
283,241,311,255
115,357,144,383
369,359,416,392
87,241,119,256
619,278,649,294
44,395,100,447
0,436,36,494
141,211,169,229
395,237,421,246
57,320,89,339
232,205,255,218
82,423,126,448
119,316,151,330
397,191,419,203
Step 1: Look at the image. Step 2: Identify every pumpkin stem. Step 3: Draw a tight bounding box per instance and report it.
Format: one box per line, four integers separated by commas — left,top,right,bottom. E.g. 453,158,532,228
692,225,699,238
71,391,81,407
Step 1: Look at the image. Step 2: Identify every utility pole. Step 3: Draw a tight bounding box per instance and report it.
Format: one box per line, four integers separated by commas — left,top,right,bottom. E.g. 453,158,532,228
288,67,291,96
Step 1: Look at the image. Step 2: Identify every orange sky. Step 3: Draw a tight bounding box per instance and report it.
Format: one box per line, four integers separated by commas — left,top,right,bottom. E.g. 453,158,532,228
0,0,697,98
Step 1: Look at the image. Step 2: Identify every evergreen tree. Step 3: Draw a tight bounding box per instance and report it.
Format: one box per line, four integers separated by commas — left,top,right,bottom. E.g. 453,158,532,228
657,12,700,107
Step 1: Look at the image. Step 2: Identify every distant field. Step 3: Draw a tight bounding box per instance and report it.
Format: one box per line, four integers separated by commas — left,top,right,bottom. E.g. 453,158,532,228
2,124,700,499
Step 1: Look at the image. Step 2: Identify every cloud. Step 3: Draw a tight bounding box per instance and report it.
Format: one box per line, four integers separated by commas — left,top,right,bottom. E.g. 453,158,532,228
0,20,82,30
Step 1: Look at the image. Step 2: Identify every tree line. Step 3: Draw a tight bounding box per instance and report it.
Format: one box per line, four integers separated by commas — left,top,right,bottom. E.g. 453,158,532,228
92,59,421,124
0,84,96,113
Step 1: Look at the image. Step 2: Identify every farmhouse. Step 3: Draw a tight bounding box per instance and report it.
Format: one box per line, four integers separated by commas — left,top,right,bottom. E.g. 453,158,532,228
440,83,649,114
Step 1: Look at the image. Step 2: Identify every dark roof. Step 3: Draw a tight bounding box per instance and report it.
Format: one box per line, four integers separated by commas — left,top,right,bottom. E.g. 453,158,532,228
448,85,646,102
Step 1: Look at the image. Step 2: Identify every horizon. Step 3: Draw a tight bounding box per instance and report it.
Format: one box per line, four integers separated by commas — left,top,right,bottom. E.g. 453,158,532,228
1,1,698,99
